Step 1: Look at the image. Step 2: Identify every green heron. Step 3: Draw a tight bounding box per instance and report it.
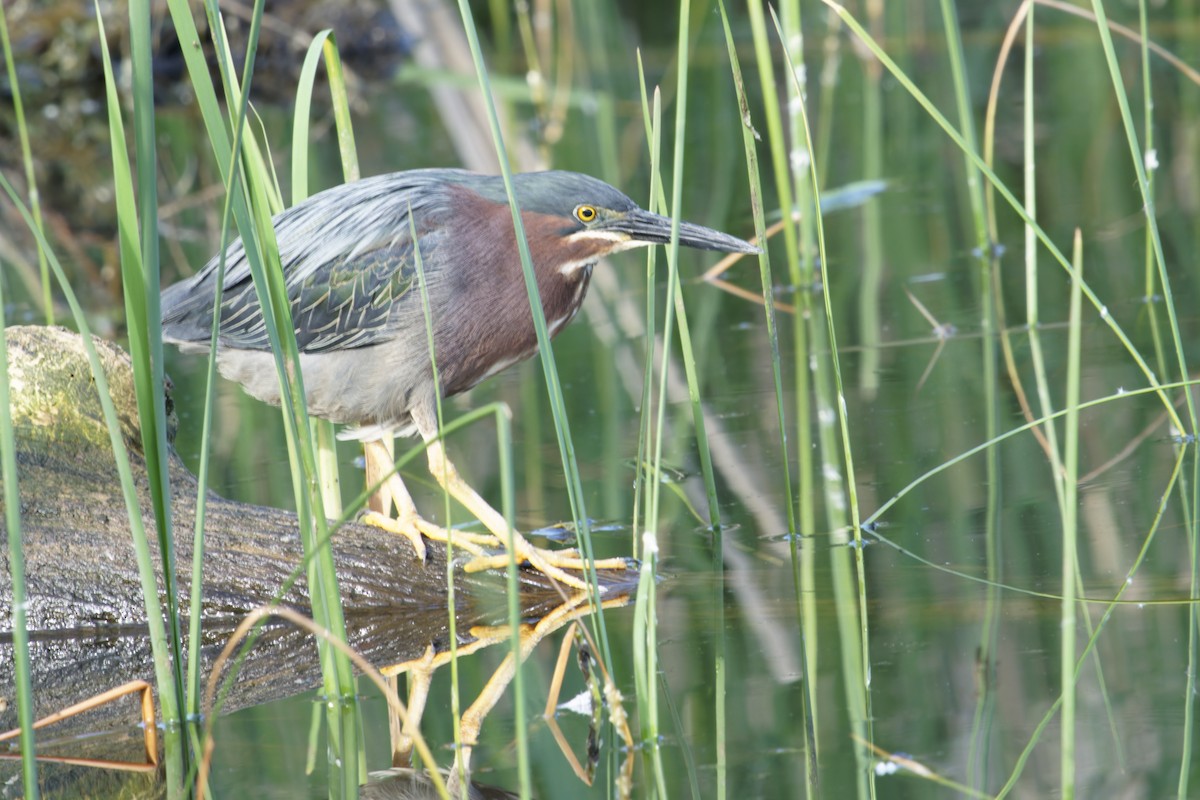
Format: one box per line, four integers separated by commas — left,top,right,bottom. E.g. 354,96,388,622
162,169,758,588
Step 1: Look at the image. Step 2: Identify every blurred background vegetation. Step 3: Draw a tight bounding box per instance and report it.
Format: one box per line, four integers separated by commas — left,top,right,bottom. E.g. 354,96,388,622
3,1,1200,798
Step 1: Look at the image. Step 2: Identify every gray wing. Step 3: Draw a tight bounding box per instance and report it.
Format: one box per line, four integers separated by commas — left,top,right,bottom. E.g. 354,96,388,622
162,169,464,354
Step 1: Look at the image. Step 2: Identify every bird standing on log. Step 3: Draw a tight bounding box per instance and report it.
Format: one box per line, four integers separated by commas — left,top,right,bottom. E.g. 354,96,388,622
162,169,759,589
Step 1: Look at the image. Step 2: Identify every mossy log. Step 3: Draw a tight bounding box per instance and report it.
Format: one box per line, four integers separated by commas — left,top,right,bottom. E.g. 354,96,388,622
0,326,627,746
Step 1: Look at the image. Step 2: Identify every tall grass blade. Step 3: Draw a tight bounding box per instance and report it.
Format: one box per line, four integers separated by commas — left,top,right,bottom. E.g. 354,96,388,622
636,82,668,797
771,9,873,796
631,53,659,562
1088,0,1195,428
0,3,51,324
0,254,39,798
406,204,478,792
121,0,189,749
449,3,588,795
1060,230,1084,797
0,169,180,793
293,30,360,520
933,9,1004,783
821,0,1182,430
197,3,360,792
451,0,607,603
93,16,185,791
715,1,814,793
743,9,820,783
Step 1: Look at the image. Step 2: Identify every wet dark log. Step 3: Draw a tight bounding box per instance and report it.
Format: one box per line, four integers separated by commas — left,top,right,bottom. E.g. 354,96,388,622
0,326,631,743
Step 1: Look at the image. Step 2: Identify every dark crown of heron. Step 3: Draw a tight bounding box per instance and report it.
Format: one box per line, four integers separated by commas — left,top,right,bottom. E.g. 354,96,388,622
453,171,652,266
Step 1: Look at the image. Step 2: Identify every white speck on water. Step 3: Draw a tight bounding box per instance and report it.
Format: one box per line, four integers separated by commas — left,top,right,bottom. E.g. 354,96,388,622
559,690,594,716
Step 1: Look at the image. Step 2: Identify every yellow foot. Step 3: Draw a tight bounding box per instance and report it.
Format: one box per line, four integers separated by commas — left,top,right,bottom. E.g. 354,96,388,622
362,511,500,560
462,540,634,591
414,518,502,557
363,510,428,561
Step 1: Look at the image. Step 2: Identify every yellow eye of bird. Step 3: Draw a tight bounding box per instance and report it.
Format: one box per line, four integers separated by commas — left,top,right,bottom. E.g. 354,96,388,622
575,205,598,223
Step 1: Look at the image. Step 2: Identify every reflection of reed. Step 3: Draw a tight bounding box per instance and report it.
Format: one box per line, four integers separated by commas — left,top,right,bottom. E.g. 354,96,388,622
587,267,803,685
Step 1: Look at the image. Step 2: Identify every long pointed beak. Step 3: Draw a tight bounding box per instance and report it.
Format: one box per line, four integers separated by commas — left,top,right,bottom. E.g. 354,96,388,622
611,208,761,255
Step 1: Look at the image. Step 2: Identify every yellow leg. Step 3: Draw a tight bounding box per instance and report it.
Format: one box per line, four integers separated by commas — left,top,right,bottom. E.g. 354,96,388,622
423,439,632,591
389,647,436,767
456,590,596,765
362,438,427,560
362,438,503,560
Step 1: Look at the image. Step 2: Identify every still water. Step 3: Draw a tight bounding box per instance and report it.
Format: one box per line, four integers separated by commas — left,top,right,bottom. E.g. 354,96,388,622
4,1,1200,798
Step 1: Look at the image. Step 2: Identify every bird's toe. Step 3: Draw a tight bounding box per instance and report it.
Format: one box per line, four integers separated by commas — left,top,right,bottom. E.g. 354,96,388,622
362,510,428,562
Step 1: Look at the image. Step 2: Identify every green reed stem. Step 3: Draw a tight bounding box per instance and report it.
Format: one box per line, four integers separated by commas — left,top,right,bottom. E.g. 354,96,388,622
632,53,658,561
163,11,360,784
716,2,815,794
123,0,189,745
1059,231,1083,798
409,212,467,795
746,7,822,786
294,30,358,521
773,11,874,797
451,3,603,794
993,439,1186,798
0,167,181,792
1182,455,1200,798
0,3,50,324
1135,3,1168,379
201,3,359,792
1089,4,1199,792
637,80,668,797
93,17,186,793
822,0,1182,433
453,0,606,598
0,254,38,796
182,21,264,725
657,15,720,536
1088,0,1195,431
855,3,883,400
934,10,1005,790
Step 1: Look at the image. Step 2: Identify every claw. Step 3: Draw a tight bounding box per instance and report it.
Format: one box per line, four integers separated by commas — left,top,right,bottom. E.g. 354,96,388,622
362,431,633,591
363,510,428,561
461,545,632,592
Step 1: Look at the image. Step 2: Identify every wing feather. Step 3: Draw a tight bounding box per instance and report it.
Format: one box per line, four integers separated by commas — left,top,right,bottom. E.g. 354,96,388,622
162,169,465,353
